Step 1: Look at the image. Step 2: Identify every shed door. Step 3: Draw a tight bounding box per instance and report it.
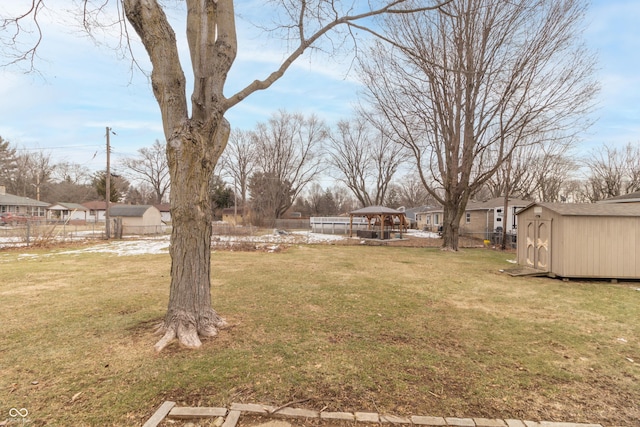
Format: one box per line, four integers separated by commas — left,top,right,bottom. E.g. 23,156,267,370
525,219,551,271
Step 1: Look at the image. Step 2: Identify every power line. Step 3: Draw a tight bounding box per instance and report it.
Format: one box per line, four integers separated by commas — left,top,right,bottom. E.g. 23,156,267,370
14,145,103,151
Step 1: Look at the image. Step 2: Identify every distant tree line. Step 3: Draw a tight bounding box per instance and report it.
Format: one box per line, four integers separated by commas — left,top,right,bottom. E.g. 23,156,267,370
2,125,638,226
0,135,157,205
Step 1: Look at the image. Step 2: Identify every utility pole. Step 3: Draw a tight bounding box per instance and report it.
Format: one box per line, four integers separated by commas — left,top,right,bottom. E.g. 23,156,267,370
33,174,40,201
105,127,111,240
234,177,237,226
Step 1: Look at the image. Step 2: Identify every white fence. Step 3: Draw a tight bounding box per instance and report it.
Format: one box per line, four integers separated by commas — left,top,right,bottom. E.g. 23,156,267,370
310,216,369,235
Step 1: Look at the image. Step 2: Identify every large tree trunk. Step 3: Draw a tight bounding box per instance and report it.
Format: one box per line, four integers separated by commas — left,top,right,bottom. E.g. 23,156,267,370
124,0,235,351
154,120,230,351
441,202,463,251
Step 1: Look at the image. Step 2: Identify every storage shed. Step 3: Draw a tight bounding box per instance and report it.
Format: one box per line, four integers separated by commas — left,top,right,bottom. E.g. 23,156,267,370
109,205,162,235
516,202,640,279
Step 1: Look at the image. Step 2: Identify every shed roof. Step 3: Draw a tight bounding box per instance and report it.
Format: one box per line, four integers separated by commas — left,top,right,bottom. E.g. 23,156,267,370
520,202,640,217
109,205,155,217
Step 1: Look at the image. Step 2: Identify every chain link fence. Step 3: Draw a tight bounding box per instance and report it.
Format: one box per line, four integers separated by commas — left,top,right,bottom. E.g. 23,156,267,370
0,221,172,249
0,221,107,248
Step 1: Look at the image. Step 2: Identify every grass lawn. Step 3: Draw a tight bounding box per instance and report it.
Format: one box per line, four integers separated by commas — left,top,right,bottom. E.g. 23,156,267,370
0,242,638,426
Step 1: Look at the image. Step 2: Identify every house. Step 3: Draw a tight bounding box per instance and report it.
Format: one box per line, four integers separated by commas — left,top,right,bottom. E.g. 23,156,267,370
154,203,172,223
47,202,88,224
109,205,163,235
401,205,434,229
461,197,530,238
516,202,640,279
83,200,107,223
0,185,49,218
416,197,530,237
416,206,442,232
597,191,640,204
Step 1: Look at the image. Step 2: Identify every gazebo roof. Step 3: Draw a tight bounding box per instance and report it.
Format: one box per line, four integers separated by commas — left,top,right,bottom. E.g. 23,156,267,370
350,205,405,216
348,205,407,240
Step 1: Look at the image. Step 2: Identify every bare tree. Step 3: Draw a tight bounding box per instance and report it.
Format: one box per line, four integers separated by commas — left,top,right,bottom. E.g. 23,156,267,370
251,110,326,219
53,161,93,186
121,140,170,204
481,140,578,203
220,129,255,209
248,171,294,226
331,184,358,214
305,182,326,216
583,142,640,201
328,115,408,207
2,0,452,350
302,183,340,216
392,174,436,208
126,182,157,204
358,0,597,250
48,162,97,203
6,150,55,201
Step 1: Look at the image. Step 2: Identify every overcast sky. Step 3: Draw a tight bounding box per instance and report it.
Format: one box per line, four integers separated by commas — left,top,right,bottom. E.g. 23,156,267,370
0,0,638,178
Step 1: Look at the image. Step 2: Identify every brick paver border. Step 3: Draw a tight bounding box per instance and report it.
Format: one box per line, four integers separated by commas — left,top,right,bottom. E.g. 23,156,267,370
143,402,610,427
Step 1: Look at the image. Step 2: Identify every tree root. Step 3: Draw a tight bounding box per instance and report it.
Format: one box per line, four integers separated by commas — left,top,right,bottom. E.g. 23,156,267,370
154,311,228,352
154,327,177,352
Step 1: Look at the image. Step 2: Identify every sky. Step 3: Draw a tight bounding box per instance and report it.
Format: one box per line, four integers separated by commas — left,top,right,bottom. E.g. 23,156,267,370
0,0,638,180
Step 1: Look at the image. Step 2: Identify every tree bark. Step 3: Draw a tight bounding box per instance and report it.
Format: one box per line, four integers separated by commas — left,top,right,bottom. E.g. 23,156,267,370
153,120,230,351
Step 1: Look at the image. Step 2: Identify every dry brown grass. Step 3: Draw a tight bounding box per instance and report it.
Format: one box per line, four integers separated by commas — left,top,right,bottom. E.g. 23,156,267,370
0,242,638,426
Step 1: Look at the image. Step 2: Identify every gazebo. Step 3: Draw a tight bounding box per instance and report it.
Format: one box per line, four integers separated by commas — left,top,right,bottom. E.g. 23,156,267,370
349,206,407,239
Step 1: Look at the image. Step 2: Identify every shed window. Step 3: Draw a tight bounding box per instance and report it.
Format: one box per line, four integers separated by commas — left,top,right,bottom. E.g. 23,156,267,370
466,212,471,223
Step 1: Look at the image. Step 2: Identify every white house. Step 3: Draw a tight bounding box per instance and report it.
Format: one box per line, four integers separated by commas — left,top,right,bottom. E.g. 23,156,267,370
83,200,110,223
47,202,88,223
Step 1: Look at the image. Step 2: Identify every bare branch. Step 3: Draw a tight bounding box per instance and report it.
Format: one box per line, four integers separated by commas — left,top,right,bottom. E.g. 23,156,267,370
224,0,453,110
0,0,45,70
